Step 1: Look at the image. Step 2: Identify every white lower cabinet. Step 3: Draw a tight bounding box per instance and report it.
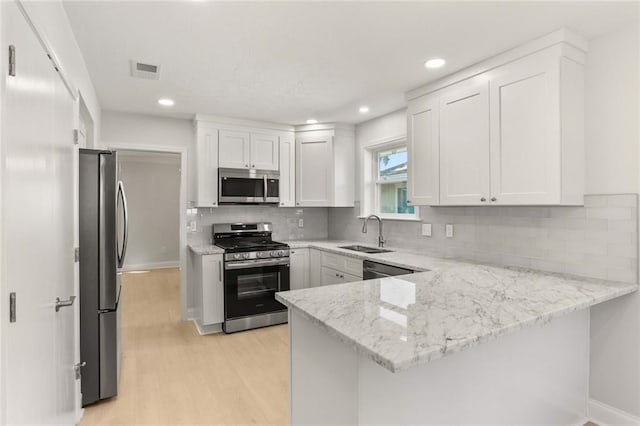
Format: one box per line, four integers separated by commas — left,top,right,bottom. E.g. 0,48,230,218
309,250,363,287
320,266,361,286
309,249,323,287
196,253,224,325
290,248,309,290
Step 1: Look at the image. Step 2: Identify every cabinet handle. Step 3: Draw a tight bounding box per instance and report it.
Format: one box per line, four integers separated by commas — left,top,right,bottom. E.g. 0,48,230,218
407,200,412,204
245,164,248,167
219,261,222,281
340,274,344,278
280,202,284,206
491,197,497,202
252,164,255,168
480,197,486,202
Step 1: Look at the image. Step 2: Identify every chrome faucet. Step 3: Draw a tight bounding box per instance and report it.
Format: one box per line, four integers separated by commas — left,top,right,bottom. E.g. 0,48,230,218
362,215,385,248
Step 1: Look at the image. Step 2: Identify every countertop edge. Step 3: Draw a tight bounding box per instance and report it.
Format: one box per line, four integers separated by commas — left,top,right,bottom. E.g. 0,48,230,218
277,280,638,373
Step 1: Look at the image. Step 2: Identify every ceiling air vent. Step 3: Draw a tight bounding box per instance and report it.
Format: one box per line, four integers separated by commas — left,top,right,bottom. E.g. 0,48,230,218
130,60,161,80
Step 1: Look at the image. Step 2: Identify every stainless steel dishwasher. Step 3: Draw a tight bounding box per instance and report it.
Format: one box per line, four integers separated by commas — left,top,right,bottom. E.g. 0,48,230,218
362,260,414,279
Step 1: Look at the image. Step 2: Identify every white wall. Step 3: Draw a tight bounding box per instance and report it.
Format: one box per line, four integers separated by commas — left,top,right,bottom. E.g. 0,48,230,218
21,1,101,139
119,152,181,270
586,23,640,418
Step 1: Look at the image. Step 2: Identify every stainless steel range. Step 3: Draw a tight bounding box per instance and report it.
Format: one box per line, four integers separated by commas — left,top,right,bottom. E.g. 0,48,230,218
213,222,289,333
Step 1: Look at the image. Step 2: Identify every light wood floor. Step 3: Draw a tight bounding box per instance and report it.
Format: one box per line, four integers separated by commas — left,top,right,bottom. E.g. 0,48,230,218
81,268,289,425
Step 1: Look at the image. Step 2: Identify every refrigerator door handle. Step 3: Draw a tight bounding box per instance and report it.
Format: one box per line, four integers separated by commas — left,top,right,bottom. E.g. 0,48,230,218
117,180,129,268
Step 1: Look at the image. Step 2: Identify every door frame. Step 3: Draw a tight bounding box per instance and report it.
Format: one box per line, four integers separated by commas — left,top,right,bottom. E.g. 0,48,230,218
102,142,189,320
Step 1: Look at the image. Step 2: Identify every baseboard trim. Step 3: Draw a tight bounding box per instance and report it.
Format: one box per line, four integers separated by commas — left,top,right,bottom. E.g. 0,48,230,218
589,398,640,425
192,319,223,335
121,261,179,272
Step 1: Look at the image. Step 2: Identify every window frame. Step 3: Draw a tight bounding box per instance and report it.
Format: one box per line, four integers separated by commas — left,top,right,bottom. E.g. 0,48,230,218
361,138,419,221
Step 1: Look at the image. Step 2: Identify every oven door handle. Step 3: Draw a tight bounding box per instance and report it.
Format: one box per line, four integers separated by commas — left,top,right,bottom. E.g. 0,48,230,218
225,259,290,270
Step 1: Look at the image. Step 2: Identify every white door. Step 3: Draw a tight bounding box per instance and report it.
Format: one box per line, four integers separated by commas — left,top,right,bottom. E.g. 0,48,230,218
289,249,309,290
489,51,560,205
3,2,77,423
250,133,279,170
278,135,295,207
219,129,250,169
439,78,490,205
407,94,439,206
296,136,332,207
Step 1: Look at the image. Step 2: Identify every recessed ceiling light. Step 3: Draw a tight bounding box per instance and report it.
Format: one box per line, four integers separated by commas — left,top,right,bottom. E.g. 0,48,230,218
424,58,446,69
158,98,175,107
306,119,318,124
359,106,370,114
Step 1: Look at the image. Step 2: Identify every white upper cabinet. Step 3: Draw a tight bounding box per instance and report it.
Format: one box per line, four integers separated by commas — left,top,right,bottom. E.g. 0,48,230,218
439,78,490,205
219,129,251,169
295,124,355,207
251,133,279,170
296,134,332,206
406,30,586,206
193,122,219,207
218,129,279,171
407,94,439,206
279,135,296,207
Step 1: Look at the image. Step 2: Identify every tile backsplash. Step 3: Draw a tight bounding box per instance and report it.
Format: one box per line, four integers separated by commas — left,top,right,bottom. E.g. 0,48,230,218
329,194,638,284
188,206,329,245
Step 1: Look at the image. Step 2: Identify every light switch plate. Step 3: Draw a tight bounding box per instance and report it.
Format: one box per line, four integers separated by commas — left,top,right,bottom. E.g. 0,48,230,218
445,224,454,238
298,218,304,228
421,223,432,237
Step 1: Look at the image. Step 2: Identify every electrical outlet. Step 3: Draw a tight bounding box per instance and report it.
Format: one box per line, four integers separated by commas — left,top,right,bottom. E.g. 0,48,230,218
188,221,197,232
298,218,304,228
445,224,454,238
421,223,432,237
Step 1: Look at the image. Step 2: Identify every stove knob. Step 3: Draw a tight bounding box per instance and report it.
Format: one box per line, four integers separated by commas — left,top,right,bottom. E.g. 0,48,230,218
271,250,284,257
232,253,242,260
242,253,250,259
257,251,268,258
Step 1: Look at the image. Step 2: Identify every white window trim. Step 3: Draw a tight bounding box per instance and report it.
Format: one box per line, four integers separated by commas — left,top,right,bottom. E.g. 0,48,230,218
360,137,419,221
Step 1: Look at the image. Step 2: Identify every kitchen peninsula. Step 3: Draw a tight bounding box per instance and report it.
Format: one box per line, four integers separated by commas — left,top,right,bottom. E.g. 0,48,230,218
276,243,637,425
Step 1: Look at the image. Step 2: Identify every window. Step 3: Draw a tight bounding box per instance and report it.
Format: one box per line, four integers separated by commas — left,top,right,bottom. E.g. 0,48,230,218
363,142,418,220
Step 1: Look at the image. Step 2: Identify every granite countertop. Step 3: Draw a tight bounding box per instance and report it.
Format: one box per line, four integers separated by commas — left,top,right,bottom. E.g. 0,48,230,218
188,244,224,255
274,241,638,373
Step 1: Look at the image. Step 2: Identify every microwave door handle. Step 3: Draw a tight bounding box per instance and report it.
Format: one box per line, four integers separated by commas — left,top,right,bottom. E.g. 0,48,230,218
263,175,267,202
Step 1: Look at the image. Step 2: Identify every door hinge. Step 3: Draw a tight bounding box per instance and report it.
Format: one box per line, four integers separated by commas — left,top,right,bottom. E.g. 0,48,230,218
8,45,16,77
74,247,80,262
74,361,86,380
9,292,16,323
73,129,79,145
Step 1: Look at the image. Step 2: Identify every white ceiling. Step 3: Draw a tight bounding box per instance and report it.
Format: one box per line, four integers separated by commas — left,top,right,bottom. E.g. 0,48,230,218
63,1,639,125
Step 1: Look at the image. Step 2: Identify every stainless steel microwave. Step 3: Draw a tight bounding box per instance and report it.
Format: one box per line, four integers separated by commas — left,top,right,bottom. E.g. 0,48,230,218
218,168,280,204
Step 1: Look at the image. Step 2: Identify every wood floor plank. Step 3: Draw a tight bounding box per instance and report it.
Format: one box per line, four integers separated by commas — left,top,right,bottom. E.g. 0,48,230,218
81,268,288,425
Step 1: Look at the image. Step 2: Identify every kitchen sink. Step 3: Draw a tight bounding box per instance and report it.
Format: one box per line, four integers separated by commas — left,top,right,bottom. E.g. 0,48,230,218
339,245,393,254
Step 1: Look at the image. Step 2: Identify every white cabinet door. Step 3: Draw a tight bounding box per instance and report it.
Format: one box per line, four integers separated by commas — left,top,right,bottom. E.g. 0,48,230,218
202,254,224,325
407,94,439,206
296,136,333,206
439,78,490,205
290,249,310,290
340,271,362,283
309,249,322,287
195,124,219,207
489,51,560,205
321,266,344,286
279,135,296,207
251,133,279,170
219,129,250,169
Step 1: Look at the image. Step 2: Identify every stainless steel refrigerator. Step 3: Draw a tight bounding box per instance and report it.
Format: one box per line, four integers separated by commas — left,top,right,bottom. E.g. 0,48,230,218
79,149,128,406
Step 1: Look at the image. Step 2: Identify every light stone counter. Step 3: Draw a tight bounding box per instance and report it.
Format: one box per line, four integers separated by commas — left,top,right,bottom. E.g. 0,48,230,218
276,240,638,373
188,244,225,255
